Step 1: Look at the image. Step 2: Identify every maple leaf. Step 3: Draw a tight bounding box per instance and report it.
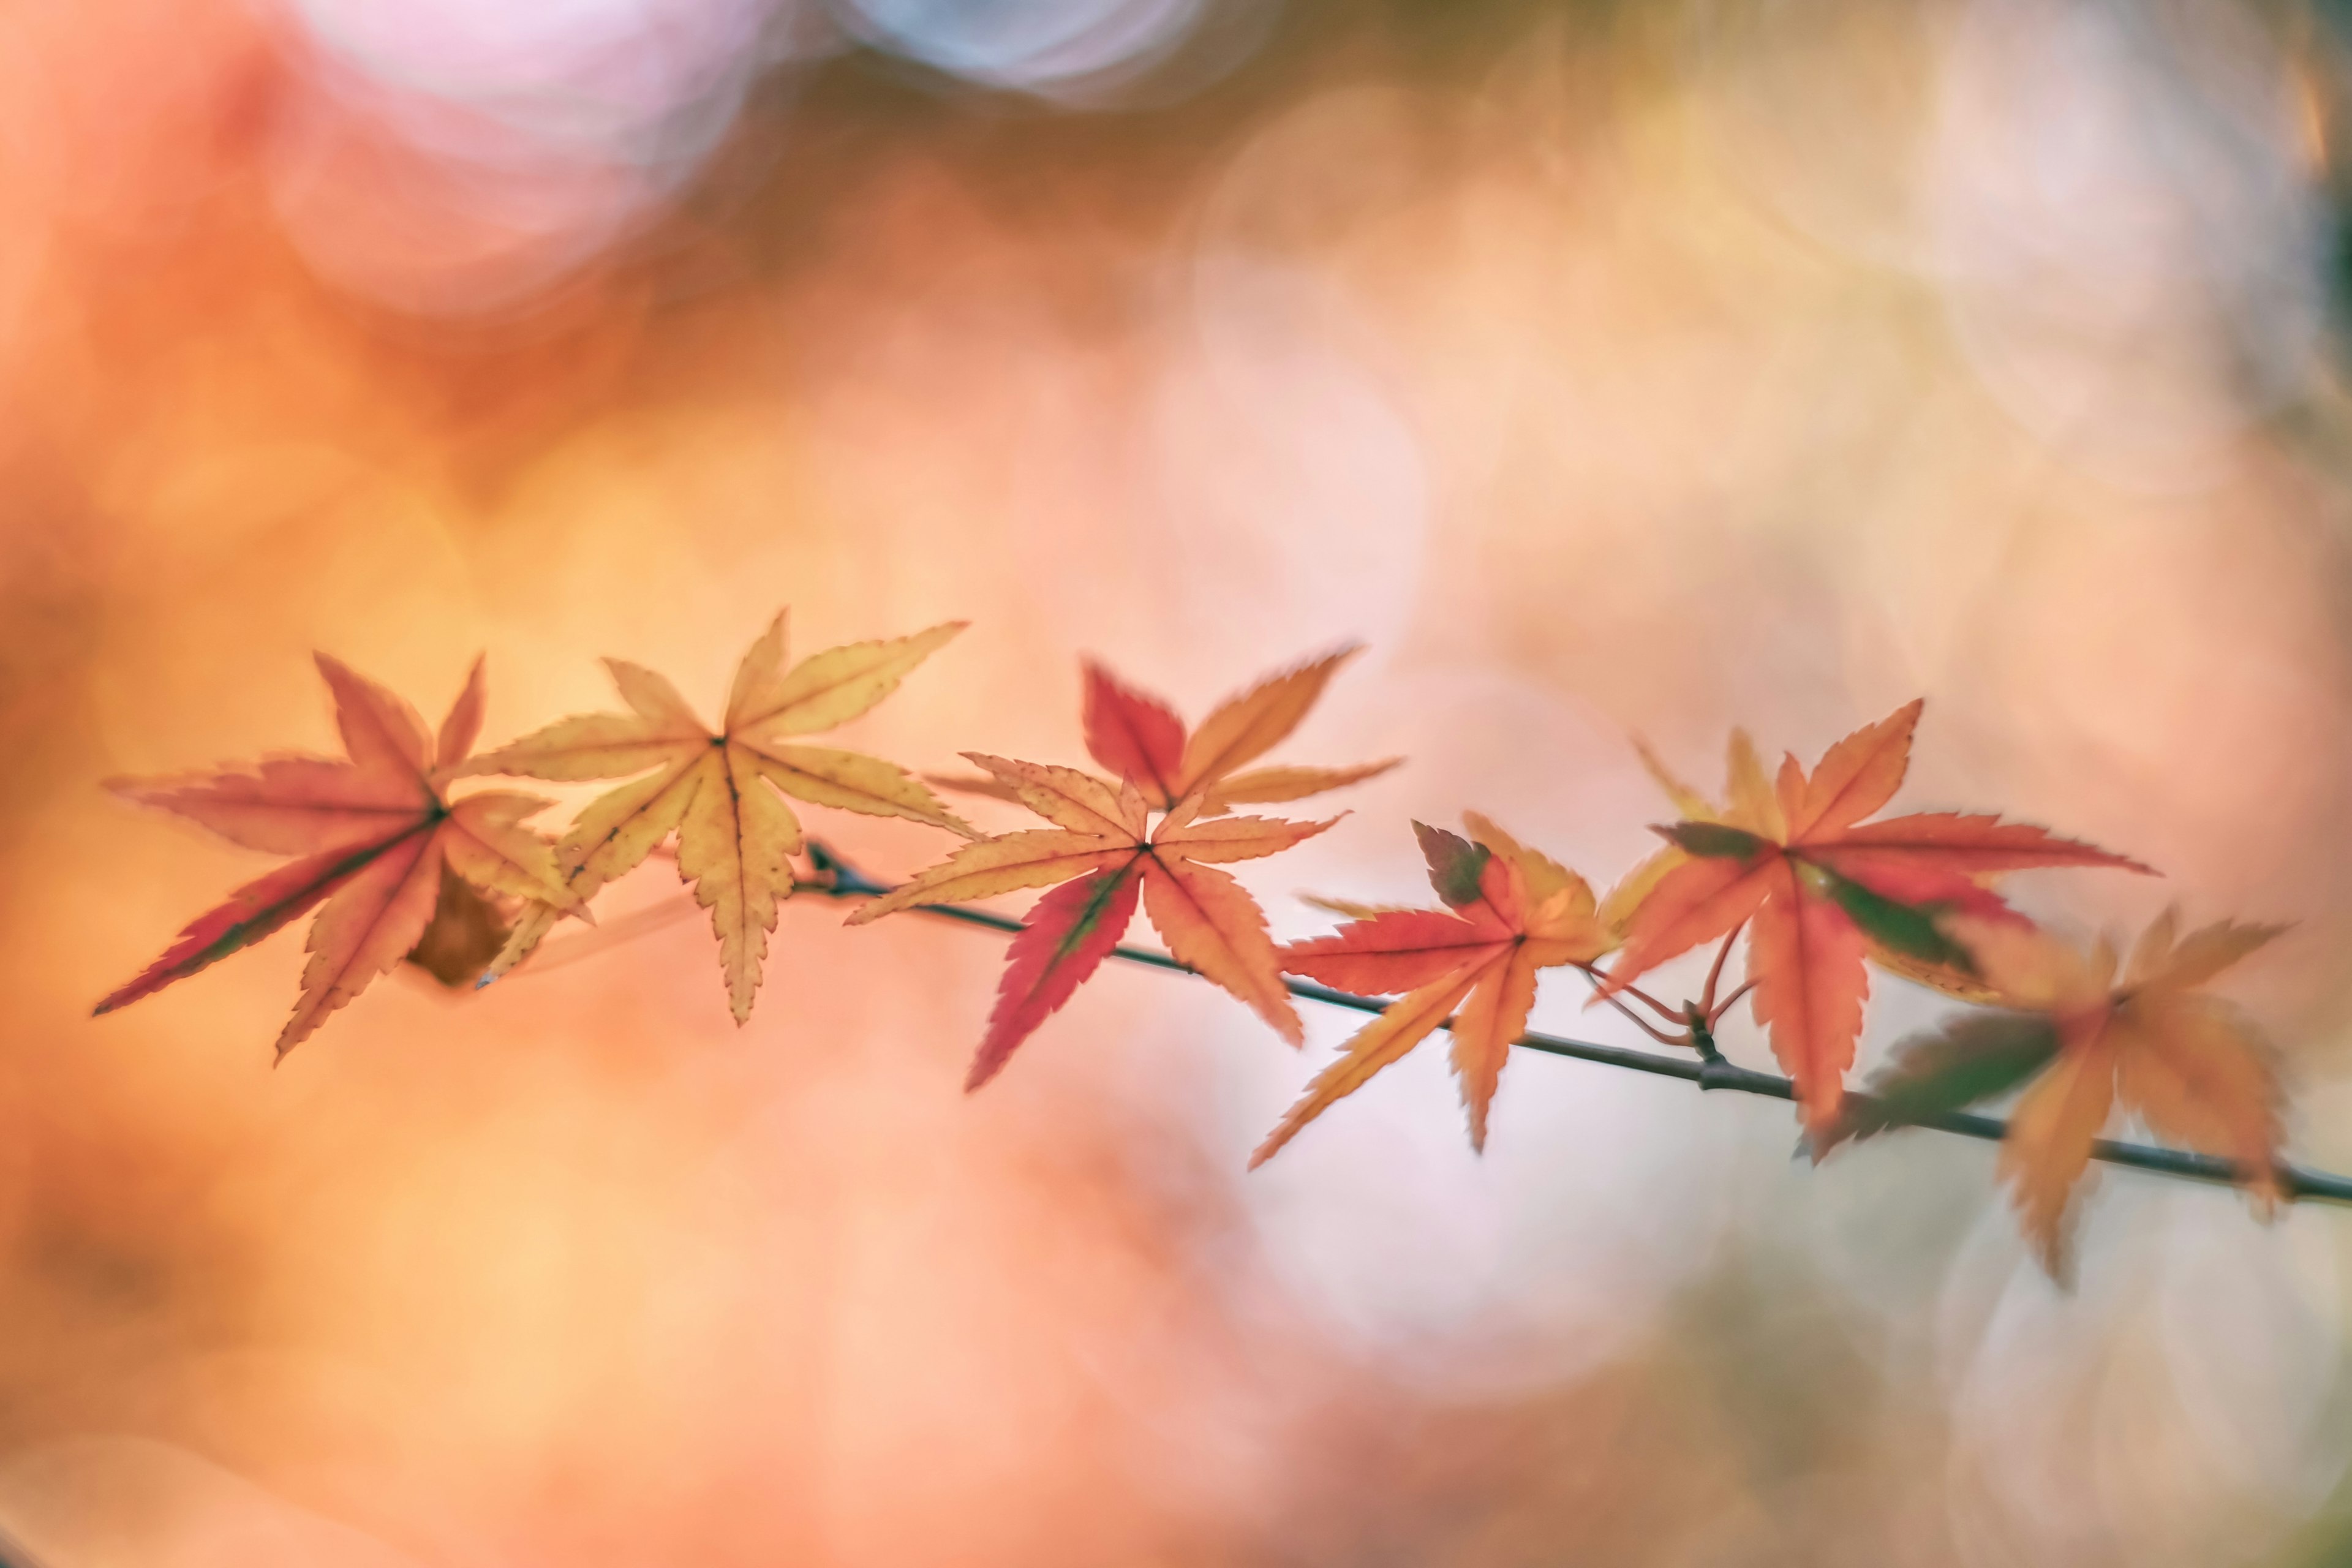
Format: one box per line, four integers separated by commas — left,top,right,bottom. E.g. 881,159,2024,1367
459,613,972,1023
845,650,1387,1087
1079,654,1400,813
1602,701,2150,1136
1833,910,2288,1278
1606,729,1814,927
1815,1009,2062,1148
1252,815,1612,1164
96,657,584,1056
1621,725,1994,1001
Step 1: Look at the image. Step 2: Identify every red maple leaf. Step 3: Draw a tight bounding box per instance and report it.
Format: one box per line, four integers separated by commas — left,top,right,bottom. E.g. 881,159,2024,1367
850,650,1397,1087
1602,701,2150,1134
1254,816,1613,1164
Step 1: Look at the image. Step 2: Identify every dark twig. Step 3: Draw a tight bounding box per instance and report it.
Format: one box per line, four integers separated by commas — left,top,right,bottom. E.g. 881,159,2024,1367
802,843,2352,1209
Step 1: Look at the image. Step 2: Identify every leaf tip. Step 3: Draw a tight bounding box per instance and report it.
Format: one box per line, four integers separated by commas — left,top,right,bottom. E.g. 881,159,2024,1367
1263,998,1308,1047
1797,1084,1847,1146
1247,1121,1298,1168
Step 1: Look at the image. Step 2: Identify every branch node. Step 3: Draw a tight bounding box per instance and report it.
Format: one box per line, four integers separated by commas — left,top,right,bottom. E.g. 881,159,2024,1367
1687,1005,1733,1090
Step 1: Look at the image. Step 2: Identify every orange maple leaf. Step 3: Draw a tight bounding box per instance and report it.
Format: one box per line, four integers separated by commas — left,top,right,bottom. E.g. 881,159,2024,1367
459,613,971,1023
1253,815,1613,1165
846,650,1393,1087
96,657,585,1056
1624,725,1999,1003
1603,701,2150,1135
1921,911,2288,1278
1819,911,2291,1276
1597,726,1805,938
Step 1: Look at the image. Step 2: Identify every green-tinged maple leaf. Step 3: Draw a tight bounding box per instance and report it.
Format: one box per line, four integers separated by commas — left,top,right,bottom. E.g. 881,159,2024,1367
1923,911,2290,1279
1816,1009,2062,1149
847,651,1390,1086
1604,701,2150,1137
1625,725,1997,1004
97,656,582,1056
459,612,971,1023
1253,815,1613,1164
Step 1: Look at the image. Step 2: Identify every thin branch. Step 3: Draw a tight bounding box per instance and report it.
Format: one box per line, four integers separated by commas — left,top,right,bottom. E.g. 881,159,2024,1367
801,843,2352,1210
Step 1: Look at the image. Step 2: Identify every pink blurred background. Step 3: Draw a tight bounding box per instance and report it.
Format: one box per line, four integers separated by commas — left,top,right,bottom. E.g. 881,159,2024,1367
7,0,2352,1561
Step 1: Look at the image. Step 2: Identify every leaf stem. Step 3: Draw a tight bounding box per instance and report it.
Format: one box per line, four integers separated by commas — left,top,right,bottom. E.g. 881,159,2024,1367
802,843,2352,1210
1706,979,1756,1027
1600,992,1693,1049
1698,922,1745,1016
1575,962,1686,1027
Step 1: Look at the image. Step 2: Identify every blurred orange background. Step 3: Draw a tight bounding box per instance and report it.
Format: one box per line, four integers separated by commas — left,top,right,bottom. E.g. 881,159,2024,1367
8,0,2352,1561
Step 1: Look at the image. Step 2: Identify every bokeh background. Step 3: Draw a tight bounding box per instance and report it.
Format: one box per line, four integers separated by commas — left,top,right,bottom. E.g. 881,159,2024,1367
7,0,2352,1560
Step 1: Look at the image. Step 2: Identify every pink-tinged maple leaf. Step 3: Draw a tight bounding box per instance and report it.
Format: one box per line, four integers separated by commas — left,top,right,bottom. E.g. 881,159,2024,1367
853,650,1396,1084
99,657,583,1056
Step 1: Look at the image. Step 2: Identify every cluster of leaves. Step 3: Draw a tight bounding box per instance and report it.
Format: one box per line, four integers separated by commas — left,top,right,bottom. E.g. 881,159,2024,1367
97,615,971,1049
100,624,2294,1276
